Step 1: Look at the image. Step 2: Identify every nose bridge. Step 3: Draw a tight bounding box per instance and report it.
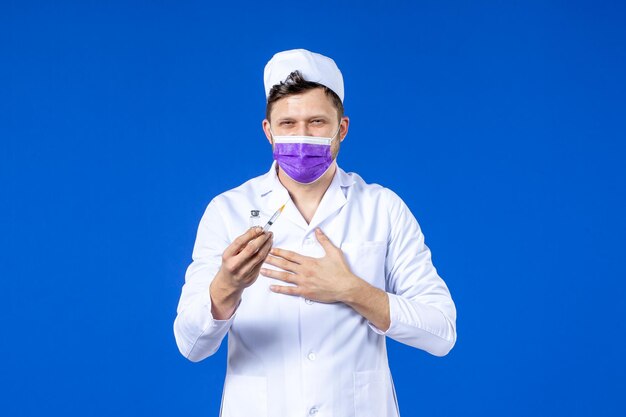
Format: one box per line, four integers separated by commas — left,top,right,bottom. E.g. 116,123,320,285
296,120,310,136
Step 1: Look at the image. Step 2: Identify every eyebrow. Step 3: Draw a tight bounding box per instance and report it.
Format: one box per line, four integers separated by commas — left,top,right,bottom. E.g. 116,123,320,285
277,115,331,122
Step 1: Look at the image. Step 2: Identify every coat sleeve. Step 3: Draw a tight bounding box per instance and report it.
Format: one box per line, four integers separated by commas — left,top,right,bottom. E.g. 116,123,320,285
368,188,457,357
173,198,237,362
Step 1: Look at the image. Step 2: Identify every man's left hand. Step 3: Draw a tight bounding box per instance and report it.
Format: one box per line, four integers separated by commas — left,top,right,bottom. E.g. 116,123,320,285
261,228,362,303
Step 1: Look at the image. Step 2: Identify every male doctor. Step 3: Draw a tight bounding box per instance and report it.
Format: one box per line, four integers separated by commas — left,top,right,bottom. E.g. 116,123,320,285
174,49,457,417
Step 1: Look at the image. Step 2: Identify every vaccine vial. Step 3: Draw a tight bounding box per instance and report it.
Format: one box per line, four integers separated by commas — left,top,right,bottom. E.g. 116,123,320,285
250,210,261,228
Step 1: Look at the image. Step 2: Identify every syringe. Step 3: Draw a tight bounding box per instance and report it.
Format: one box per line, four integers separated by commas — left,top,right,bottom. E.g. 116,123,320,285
262,204,286,232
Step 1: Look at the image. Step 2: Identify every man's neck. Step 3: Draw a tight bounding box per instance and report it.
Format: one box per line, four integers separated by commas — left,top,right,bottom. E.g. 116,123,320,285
277,163,337,224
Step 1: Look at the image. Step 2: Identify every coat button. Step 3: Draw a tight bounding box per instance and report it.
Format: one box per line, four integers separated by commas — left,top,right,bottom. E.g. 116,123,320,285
309,407,318,415
304,298,314,305
307,351,316,361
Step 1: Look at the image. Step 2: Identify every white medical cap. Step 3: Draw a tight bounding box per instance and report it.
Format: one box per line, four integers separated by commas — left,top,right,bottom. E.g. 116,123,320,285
263,49,344,102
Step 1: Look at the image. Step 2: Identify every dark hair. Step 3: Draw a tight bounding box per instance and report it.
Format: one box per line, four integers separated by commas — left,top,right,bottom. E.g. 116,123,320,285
266,70,344,121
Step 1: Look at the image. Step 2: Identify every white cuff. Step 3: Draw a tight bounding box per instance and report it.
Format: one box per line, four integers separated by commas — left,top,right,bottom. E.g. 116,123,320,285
202,286,240,326
366,292,401,335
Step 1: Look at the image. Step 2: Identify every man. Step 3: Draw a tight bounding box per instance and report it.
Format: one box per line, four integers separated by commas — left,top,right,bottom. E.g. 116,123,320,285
174,49,457,417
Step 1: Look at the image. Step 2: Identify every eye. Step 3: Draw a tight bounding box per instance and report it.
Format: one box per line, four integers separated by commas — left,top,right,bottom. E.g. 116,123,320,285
311,119,324,125
280,120,294,126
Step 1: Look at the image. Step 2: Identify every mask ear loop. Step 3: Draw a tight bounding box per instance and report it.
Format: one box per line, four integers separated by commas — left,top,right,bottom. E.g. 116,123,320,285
330,121,342,143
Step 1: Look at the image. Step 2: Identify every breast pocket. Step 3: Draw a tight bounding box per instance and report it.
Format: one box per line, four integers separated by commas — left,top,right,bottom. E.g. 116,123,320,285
341,241,387,289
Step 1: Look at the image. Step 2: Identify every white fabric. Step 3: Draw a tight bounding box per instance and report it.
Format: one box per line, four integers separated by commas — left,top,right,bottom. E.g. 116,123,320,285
264,49,345,102
272,136,332,145
173,162,457,417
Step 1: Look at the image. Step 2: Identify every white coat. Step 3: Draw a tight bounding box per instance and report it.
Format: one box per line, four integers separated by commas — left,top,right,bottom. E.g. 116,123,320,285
174,162,457,417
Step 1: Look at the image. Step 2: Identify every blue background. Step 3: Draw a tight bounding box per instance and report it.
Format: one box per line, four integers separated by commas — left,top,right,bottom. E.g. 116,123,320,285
2,1,625,416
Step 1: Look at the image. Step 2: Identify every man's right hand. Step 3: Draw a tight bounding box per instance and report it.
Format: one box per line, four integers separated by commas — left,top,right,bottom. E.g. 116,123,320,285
209,227,273,319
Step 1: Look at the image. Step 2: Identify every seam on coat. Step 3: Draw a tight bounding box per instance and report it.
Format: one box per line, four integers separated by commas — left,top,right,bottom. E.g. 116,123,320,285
184,303,215,359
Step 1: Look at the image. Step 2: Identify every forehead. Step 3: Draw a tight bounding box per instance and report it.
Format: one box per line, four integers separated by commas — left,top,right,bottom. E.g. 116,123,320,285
269,88,338,120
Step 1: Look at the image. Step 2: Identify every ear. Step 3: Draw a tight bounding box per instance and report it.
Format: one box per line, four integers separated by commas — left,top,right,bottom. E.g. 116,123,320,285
262,119,273,145
339,116,350,143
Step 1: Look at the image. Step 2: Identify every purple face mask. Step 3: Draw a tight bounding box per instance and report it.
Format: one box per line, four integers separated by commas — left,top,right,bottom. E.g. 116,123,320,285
271,126,340,184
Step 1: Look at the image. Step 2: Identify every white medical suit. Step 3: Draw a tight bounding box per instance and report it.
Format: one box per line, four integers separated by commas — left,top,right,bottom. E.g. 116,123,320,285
174,162,457,417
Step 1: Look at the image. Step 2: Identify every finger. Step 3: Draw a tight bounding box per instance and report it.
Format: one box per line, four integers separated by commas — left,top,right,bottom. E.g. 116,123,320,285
269,285,302,296
315,228,338,253
236,231,272,260
269,247,306,264
224,227,263,257
264,254,298,273
260,267,298,284
240,233,274,273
